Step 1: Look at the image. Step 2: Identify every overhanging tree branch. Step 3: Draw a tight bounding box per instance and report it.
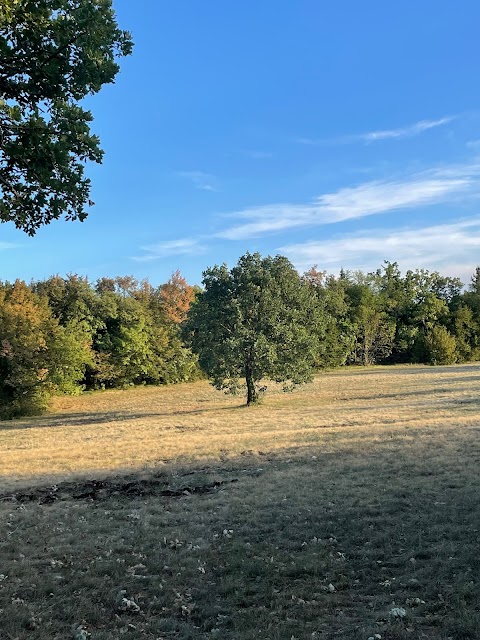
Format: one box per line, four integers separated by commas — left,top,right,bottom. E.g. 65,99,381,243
0,0,132,234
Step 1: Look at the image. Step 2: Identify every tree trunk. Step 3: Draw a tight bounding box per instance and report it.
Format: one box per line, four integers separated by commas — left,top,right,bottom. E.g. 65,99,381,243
245,364,257,406
363,331,370,366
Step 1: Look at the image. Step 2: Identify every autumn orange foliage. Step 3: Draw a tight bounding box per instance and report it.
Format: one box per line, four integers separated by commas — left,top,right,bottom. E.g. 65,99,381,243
159,270,195,324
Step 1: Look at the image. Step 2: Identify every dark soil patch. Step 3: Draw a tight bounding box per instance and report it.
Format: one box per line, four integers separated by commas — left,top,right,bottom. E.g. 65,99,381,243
0,472,238,504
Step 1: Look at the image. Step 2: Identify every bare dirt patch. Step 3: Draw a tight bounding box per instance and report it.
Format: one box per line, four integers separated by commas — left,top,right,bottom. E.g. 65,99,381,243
0,472,239,504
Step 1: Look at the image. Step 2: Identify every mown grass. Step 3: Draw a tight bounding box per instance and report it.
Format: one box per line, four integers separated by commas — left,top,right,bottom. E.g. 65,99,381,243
1,364,480,639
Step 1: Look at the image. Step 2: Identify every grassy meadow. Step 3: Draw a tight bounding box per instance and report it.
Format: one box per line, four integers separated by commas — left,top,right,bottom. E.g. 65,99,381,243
1,364,480,639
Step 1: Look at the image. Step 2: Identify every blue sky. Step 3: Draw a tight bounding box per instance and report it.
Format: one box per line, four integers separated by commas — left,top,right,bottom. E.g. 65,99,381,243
2,1,480,286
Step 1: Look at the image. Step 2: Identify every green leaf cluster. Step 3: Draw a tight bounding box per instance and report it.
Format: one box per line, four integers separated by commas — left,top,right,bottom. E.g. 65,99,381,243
0,0,132,234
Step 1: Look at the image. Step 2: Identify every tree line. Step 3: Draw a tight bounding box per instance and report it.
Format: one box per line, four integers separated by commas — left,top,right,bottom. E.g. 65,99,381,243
303,261,480,369
0,271,201,418
1,256,479,417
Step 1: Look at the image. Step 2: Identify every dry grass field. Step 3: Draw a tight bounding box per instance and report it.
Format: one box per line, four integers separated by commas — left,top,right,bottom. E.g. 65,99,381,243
1,364,480,639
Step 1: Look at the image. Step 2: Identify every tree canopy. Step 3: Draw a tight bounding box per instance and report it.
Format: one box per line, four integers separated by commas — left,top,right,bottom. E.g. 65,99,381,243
184,252,325,405
0,0,133,234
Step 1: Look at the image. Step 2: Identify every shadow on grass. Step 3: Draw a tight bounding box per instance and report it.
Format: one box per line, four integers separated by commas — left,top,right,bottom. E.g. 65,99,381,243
0,442,480,640
438,374,480,384
0,404,248,432
353,386,480,402
1,436,480,638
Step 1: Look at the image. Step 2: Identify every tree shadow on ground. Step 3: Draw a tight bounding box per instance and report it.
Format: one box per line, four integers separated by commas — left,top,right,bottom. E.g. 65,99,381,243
353,386,480,401
0,404,247,432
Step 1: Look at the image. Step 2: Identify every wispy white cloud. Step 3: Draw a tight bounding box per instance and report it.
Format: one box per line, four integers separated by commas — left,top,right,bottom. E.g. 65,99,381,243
296,116,456,146
177,171,218,191
0,242,18,250
359,116,455,142
216,162,480,240
278,218,480,282
133,238,205,262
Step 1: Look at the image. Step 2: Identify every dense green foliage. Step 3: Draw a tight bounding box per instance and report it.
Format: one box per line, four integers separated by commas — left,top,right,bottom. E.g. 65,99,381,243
0,258,479,417
0,273,200,418
0,0,132,234
305,261,480,367
184,253,327,405
0,279,89,417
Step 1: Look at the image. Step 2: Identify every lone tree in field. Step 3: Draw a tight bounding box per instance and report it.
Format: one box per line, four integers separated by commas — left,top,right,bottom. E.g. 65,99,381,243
0,0,133,234
184,252,324,405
